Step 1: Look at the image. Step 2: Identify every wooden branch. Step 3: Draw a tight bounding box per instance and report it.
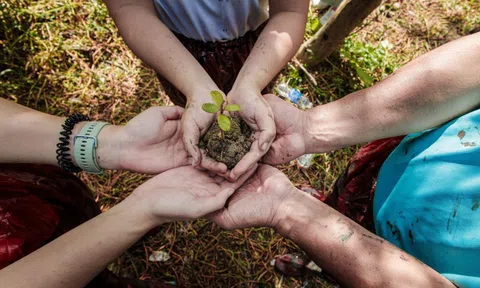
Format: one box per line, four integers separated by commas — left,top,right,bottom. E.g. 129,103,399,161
296,0,382,66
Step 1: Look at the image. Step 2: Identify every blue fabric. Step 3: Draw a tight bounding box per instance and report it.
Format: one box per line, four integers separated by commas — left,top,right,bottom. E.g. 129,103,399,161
374,108,480,288
153,0,268,42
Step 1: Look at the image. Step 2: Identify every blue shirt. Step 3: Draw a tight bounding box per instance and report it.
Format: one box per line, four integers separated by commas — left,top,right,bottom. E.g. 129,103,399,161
374,108,480,287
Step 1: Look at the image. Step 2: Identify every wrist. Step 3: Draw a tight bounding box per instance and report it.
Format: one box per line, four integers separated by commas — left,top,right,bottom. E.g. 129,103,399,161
95,125,124,170
274,189,319,239
303,106,341,154
109,193,161,235
187,85,221,104
70,122,123,171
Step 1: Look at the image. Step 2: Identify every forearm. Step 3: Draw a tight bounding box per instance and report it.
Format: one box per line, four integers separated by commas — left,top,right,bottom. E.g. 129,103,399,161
105,0,218,100
276,191,454,287
232,9,307,92
304,32,480,152
0,195,156,288
0,98,65,165
0,98,122,169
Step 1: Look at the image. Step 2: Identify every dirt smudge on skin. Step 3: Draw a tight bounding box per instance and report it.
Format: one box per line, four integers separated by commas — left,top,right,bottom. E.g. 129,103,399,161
362,233,385,244
339,230,354,243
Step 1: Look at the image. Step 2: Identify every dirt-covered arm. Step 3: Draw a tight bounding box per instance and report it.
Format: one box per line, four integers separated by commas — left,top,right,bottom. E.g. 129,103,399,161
277,190,456,288
304,32,480,153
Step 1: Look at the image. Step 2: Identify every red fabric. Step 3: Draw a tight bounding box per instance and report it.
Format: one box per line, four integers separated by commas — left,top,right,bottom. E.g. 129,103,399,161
0,164,100,269
325,136,404,231
0,164,172,288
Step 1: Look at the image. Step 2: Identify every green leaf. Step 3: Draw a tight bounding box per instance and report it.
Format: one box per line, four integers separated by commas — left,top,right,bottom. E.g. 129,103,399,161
210,90,224,108
224,104,240,112
354,66,373,86
217,114,231,132
202,103,219,114
311,18,320,33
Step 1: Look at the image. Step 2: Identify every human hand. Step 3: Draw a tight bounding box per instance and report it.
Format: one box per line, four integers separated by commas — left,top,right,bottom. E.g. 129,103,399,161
209,164,297,229
262,94,309,165
93,106,189,174
130,165,257,225
182,90,229,174
226,87,276,180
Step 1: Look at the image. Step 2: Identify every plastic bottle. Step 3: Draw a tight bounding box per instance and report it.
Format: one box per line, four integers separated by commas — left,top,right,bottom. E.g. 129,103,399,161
276,83,313,109
276,83,315,168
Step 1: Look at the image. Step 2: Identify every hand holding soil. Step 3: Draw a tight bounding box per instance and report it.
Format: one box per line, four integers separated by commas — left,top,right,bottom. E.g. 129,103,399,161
181,91,230,174
199,91,254,170
225,88,276,180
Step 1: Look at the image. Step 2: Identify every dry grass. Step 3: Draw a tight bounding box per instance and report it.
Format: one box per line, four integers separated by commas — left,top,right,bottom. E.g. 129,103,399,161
1,0,478,287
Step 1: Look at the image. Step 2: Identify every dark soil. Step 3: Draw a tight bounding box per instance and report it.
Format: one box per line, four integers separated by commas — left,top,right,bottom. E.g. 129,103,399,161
200,116,253,169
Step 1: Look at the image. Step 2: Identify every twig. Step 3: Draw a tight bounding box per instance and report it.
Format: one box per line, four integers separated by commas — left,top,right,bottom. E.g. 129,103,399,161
293,58,318,86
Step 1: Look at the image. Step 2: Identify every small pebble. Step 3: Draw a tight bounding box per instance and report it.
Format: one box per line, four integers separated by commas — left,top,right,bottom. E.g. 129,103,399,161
392,2,401,10
148,251,170,262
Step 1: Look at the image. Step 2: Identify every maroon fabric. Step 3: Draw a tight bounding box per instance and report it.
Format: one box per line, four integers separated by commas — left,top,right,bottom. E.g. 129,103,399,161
0,164,172,288
158,23,274,107
0,164,100,269
325,136,405,231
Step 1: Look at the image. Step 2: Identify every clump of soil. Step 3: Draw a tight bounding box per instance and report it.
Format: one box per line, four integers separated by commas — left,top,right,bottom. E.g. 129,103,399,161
200,116,253,169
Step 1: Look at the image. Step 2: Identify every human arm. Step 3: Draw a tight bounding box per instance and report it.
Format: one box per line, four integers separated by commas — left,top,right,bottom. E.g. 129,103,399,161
103,0,225,171
210,165,455,287
263,32,480,164
0,98,224,173
0,165,256,288
226,0,309,179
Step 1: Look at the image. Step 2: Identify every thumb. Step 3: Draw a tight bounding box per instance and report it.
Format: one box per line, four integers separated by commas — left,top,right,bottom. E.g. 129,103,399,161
182,119,202,166
201,188,236,216
257,108,276,152
162,106,184,120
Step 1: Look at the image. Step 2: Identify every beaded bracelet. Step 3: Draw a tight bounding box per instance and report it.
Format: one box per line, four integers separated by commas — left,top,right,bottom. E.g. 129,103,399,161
56,113,89,173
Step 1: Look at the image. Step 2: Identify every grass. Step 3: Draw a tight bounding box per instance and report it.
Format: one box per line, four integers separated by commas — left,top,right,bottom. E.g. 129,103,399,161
1,0,479,287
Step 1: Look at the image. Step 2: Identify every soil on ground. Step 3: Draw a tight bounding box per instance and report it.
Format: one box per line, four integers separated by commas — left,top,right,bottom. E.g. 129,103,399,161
200,115,253,169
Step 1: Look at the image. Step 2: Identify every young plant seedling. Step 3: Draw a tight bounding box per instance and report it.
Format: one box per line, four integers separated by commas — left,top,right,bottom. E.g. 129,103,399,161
202,90,240,138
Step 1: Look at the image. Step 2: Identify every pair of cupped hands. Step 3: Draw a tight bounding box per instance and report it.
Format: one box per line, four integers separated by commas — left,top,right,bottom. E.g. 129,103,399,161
108,93,307,230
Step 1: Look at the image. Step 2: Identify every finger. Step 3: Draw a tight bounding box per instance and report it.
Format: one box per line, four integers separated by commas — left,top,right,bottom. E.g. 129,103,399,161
162,106,185,120
213,175,226,184
183,120,202,165
205,208,232,229
257,102,276,152
264,93,288,107
229,139,262,180
200,188,236,216
223,163,258,190
199,150,228,174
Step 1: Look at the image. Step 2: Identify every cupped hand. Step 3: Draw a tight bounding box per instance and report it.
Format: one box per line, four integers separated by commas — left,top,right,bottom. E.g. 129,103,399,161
182,91,229,174
262,94,308,165
226,88,276,180
131,165,257,225
97,106,190,174
209,164,297,229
